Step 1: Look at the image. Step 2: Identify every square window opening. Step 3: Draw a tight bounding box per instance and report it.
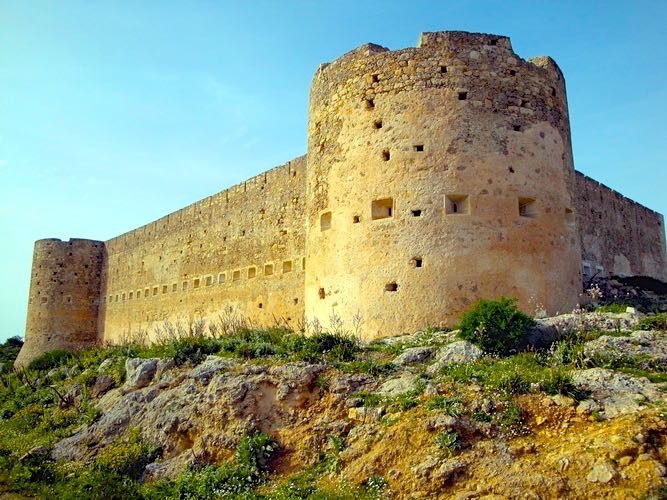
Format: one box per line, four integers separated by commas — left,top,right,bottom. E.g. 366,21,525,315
385,282,398,292
320,211,332,231
182,282,188,291
411,209,422,217
172,283,178,292
318,287,326,299
283,260,293,273
371,198,394,220
264,264,274,276
381,149,390,161
412,257,423,268
413,144,424,152
365,97,375,110
218,273,226,284
353,215,361,224
153,287,158,296
248,267,257,279
518,197,537,218
193,279,200,288
233,270,241,281
373,119,383,129
458,91,467,100
445,195,470,215
206,276,213,286
371,73,379,83
439,65,447,74
162,285,168,294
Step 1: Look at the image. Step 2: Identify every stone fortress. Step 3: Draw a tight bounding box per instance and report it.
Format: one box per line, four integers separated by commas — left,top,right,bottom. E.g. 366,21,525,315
16,31,667,367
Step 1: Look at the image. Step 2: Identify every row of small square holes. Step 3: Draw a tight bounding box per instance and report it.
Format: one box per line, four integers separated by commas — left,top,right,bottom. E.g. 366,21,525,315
106,257,306,304
320,196,541,230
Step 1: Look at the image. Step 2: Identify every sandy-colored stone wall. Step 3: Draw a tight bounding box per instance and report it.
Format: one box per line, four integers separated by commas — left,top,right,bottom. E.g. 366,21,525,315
15,238,104,367
574,171,667,281
16,30,666,366
99,157,307,343
304,31,582,338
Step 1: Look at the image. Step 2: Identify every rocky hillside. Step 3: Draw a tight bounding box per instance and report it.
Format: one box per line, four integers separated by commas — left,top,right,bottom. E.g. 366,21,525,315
1,305,666,498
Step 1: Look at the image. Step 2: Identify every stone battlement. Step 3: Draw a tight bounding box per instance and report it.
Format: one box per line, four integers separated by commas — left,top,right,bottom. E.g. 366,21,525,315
16,31,666,367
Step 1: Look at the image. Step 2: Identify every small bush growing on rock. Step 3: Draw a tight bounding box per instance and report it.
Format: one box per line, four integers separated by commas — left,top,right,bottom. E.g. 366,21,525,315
458,297,535,355
427,395,465,416
235,432,278,474
94,428,161,479
435,430,461,457
635,312,667,331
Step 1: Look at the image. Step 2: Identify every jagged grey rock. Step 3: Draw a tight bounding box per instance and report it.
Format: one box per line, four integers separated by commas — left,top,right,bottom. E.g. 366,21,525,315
586,461,618,483
377,372,418,396
123,358,159,391
393,346,435,365
427,341,483,374
584,330,667,365
571,368,664,418
187,356,233,384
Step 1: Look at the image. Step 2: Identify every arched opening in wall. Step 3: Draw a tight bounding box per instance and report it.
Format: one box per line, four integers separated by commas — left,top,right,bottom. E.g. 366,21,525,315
411,257,423,268
145,288,150,297
411,209,422,217
233,270,241,281
136,290,141,299
565,208,575,229
193,278,200,289
122,293,126,301
320,211,332,231
371,198,394,220
283,261,293,273
518,197,537,218
385,282,399,292
248,267,257,279
218,273,226,284
264,264,274,276
206,276,214,286
129,291,133,300
445,195,469,215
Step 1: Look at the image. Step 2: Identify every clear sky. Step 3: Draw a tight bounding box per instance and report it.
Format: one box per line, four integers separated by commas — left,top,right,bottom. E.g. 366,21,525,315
0,1,665,342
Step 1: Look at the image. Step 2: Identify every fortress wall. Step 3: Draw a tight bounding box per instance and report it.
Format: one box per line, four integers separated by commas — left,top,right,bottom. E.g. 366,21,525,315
304,31,581,338
15,239,104,367
574,171,667,281
99,156,307,344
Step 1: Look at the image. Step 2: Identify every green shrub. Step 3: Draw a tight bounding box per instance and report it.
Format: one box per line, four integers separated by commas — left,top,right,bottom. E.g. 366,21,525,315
595,303,632,313
27,349,73,371
235,432,278,473
457,297,535,355
427,395,465,416
541,369,581,398
94,429,161,479
635,312,667,331
434,431,460,457
0,336,23,365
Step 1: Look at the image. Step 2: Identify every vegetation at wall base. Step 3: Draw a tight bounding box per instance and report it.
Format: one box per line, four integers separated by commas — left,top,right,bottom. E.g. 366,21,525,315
457,297,535,355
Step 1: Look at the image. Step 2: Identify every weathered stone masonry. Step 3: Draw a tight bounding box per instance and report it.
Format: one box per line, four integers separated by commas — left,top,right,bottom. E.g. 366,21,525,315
15,31,666,367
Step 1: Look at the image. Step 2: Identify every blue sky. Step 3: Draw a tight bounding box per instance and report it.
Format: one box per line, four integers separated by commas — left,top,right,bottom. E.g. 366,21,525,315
0,1,665,341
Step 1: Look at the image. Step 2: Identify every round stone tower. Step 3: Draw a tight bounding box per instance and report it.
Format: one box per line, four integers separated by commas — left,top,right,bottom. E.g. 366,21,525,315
304,31,581,339
15,238,105,368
